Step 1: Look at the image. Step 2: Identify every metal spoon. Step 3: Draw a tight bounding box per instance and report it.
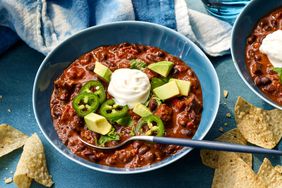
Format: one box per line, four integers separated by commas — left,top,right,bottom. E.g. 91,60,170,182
78,136,282,155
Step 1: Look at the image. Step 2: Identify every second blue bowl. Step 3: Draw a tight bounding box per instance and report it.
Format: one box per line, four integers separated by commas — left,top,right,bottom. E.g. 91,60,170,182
231,0,282,109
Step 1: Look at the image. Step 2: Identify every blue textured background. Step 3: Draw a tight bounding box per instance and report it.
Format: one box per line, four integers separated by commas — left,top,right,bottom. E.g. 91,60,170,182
0,1,281,188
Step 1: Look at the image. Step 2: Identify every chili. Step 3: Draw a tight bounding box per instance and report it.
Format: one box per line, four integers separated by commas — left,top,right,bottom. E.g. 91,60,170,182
50,43,203,168
245,8,282,105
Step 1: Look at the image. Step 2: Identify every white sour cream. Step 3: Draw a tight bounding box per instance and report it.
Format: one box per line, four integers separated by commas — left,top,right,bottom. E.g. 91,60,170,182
108,68,151,108
259,30,282,68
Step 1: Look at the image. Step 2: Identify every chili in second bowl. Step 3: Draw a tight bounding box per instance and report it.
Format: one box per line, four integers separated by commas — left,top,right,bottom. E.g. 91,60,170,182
245,7,282,106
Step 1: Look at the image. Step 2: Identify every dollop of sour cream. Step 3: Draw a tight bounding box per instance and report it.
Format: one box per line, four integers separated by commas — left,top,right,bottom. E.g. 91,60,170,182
259,30,282,68
108,68,151,108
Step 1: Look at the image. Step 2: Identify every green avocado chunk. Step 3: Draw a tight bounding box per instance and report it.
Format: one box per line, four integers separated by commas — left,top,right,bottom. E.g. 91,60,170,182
94,62,112,82
153,81,180,100
169,78,191,96
84,113,112,135
148,61,174,77
133,103,152,117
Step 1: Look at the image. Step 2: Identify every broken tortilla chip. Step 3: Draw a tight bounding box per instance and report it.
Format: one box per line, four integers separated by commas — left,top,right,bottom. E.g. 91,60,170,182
200,128,252,168
0,124,28,157
257,158,282,188
274,166,282,174
14,133,53,188
234,97,282,149
212,152,266,188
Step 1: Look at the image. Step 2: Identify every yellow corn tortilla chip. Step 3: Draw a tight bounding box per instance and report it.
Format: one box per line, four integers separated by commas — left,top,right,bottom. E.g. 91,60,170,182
257,158,282,188
14,133,53,188
235,97,282,149
274,166,282,174
0,124,28,157
200,128,252,168
212,152,266,188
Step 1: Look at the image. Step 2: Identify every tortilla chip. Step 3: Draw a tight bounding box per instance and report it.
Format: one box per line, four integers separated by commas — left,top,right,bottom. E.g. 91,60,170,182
0,124,28,157
257,158,282,188
212,152,266,188
274,166,282,174
200,128,252,168
234,97,282,149
14,134,53,188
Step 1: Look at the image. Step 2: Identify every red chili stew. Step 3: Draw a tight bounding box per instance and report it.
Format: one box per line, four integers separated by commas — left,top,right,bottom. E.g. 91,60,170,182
246,8,282,105
50,43,202,168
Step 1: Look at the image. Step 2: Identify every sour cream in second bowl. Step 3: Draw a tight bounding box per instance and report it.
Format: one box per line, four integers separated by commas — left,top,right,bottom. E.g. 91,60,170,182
108,68,151,108
259,29,282,68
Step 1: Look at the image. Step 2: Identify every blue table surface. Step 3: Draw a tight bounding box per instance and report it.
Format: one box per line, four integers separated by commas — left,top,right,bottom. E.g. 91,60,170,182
0,1,281,188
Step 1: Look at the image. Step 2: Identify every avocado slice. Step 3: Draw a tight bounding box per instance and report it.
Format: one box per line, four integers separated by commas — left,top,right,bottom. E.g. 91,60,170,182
169,78,191,96
148,61,174,77
133,103,152,117
153,81,180,100
84,113,112,135
94,62,112,82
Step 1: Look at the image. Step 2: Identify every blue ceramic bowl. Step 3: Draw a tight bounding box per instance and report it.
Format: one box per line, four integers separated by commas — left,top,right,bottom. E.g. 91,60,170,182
33,21,220,174
231,0,282,110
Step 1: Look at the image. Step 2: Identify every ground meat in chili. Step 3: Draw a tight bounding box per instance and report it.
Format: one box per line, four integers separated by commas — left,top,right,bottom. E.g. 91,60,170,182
50,43,202,168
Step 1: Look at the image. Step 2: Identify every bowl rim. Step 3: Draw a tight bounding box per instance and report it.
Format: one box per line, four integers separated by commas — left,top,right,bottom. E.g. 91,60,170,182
33,21,220,174
231,0,282,110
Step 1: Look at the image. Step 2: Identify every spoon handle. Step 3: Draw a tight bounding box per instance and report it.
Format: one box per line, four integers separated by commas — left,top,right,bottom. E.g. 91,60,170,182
152,136,282,155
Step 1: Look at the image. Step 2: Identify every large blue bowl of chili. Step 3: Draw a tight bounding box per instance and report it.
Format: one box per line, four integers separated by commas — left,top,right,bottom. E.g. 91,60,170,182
33,21,220,174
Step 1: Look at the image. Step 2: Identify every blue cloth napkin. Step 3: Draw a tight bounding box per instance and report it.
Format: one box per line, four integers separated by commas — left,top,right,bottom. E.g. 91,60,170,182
0,0,232,56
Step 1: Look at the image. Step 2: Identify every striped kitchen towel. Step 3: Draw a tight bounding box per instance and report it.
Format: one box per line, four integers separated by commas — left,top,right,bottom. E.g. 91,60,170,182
0,0,232,56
